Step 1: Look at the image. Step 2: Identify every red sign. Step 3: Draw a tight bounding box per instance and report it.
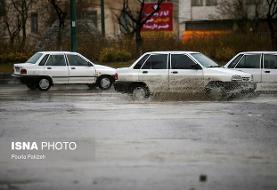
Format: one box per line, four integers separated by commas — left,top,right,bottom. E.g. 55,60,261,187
142,3,173,31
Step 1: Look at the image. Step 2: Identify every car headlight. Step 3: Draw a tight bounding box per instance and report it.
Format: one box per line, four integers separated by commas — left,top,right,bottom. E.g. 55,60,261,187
231,75,242,81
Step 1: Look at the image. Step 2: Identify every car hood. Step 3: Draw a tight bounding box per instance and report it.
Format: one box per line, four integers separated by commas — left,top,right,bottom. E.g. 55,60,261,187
206,67,251,76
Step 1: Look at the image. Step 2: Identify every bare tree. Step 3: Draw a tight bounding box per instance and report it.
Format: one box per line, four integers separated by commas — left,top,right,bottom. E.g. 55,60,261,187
48,0,67,50
11,0,34,49
3,3,21,47
49,0,67,28
118,0,165,53
266,0,277,50
217,0,263,32
217,0,247,19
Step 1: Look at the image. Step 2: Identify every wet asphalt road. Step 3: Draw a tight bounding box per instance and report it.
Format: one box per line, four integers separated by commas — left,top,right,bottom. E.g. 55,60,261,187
0,82,277,190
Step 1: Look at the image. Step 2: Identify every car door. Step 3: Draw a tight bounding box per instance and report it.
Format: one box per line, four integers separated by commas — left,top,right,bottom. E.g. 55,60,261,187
139,54,169,92
262,53,277,83
66,54,96,84
44,54,69,84
234,53,262,82
169,53,204,92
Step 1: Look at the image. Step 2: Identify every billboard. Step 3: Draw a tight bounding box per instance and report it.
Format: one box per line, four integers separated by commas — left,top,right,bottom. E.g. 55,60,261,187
142,2,173,31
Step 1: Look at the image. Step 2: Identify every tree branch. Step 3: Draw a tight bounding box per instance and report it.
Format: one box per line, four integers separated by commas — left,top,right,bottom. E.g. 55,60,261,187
140,0,165,26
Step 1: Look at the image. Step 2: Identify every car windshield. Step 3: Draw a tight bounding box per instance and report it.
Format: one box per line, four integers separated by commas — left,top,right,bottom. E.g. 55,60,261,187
26,53,43,64
191,53,219,68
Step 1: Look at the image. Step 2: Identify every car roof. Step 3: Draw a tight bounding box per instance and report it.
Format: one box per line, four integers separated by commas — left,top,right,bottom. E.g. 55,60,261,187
239,51,277,54
144,51,200,54
37,51,79,54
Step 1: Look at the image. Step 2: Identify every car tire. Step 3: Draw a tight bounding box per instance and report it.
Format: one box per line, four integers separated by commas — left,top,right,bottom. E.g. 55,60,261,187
98,76,112,90
37,78,51,91
205,83,227,100
26,83,37,90
132,85,150,100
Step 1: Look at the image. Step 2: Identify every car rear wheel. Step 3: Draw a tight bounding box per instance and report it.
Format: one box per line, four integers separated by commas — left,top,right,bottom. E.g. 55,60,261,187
132,85,150,100
38,78,51,91
98,76,112,90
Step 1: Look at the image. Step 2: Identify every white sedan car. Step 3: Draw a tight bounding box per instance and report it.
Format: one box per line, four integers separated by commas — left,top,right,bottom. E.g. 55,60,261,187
114,51,256,98
13,51,116,91
224,51,277,91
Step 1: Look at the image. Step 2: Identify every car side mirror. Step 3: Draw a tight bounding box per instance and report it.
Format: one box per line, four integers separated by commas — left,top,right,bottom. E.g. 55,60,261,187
191,64,202,70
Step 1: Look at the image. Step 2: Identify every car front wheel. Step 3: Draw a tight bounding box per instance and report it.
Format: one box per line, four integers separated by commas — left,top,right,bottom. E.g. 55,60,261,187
98,76,112,90
38,78,51,91
132,85,150,100
205,85,226,100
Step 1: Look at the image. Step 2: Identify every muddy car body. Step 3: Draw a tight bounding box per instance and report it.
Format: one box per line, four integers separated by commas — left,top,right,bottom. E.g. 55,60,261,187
12,51,116,91
114,51,256,98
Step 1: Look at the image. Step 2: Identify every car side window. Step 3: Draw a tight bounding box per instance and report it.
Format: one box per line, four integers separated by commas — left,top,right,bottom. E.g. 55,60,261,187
38,54,49,66
67,54,90,66
45,55,66,66
134,54,150,69
141,54,168,69
228,54,243,68
236,54,261,69
264,54,277,69
171,54,197,69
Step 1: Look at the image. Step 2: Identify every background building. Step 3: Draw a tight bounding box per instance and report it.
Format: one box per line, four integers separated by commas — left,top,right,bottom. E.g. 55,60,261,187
0,0,274,47
179,0,270,40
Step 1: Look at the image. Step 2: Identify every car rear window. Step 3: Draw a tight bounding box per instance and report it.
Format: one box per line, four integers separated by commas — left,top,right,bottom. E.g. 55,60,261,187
264,54,277,69
26,53,43,64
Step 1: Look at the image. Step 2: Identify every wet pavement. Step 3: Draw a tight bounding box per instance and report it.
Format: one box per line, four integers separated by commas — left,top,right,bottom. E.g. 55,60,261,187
0,82,277,190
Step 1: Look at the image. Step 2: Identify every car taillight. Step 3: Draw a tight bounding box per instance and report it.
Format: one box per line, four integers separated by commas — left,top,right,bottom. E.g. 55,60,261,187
20,69,27,75
114,73,118,80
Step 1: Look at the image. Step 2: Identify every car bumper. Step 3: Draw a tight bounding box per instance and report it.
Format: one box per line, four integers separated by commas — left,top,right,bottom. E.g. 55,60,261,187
224,81,257,92
12,74,41,84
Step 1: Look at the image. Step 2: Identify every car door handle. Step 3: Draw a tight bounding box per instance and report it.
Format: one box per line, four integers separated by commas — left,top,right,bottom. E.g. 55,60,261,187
71,67,76,70
264,70,270,73
47,67,52,70
142,71,148,74
172,71,178,74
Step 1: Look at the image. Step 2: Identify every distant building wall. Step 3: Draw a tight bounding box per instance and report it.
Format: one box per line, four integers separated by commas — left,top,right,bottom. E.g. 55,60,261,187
0,0,181,45
179,0,269,40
